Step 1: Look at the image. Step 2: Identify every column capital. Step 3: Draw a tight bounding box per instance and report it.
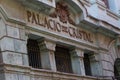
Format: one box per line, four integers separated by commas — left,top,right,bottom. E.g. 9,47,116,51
90,53,100,62
39,39,56,51
70,48,84,58
38,38,56,71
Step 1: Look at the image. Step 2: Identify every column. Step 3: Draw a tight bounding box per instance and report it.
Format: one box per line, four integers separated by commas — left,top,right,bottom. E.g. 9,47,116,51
70,48,85,76
39,39,56,71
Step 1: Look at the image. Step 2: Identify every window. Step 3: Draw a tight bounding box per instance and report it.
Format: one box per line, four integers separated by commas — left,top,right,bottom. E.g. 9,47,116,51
102,0,109,8
55,46,73,73
27,39,41,69
114,65,119,79
84,53,92,76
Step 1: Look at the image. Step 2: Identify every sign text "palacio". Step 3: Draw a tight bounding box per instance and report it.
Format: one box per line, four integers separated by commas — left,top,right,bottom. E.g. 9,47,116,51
26,10,93,43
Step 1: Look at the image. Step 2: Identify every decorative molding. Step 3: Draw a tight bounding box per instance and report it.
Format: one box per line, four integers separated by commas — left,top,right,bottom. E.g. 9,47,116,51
70,47,84,58
50,2,76,25
106,10,120,20
39,38,56,51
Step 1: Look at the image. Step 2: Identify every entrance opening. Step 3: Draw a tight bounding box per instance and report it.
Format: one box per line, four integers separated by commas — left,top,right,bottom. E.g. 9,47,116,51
55,46,73,73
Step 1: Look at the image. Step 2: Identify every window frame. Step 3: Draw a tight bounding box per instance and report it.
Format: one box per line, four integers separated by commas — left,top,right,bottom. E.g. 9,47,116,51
55,46,73,73
27,39,42,69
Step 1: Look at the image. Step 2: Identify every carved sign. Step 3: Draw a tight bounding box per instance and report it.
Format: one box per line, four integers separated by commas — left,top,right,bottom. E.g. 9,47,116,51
26,2,94,43
26,10,93,43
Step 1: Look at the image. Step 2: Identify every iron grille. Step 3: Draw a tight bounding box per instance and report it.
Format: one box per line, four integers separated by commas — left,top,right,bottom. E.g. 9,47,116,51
27,39,41,69
55,46,72,73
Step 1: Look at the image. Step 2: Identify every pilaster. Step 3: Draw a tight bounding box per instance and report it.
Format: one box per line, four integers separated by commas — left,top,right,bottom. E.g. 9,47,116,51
39,39,56,71
70,48,85,76
90,53,102,76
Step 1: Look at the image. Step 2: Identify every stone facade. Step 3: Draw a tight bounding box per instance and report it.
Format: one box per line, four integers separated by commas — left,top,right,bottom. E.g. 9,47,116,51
0,0,120,80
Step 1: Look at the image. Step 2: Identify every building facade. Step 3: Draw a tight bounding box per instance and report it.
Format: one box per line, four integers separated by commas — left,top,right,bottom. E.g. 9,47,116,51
0,0,120,80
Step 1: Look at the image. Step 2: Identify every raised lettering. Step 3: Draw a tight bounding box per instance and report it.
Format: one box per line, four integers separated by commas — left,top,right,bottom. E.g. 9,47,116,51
88,34,93,43
62,26,68,33
44,17,49,28
26,10,94,43
37,14,43,26
78,30,82,39
68,27,74,37
56,22,61,32
27,10,32,22
48,19,54,30
32,12,38,24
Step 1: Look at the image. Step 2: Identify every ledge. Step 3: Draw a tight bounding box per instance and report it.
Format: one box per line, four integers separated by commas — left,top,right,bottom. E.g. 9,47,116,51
3,64,101,80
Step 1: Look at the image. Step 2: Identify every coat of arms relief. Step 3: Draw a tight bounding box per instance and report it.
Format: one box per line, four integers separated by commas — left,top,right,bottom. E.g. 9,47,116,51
50,2,76,25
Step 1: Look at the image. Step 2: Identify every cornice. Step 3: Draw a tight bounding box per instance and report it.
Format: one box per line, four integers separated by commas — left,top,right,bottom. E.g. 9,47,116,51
106,9,120,20
82,0,120,35
83,14,120,36
17,0,54,15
